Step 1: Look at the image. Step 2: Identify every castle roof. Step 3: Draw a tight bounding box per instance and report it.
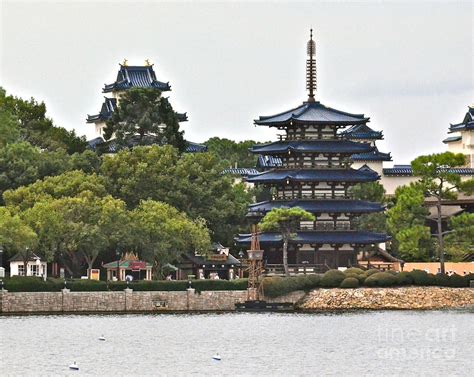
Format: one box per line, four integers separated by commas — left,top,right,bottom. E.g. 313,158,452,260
250,140,374,155
235,231,390,246
340,123,383,140
256,155,283,169
247,199,384,216
86,97,117,123
351,148,392,162
449,105,474,133
383,165,474,177
255,101,369,127
246,168,379,184
103,64,171,93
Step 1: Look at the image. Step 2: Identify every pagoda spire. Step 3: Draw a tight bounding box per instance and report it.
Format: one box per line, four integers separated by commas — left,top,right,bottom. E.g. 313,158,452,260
306,29,317,102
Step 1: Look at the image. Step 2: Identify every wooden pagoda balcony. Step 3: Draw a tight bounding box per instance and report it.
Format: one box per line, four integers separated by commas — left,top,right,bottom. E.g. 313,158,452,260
265,263,329,276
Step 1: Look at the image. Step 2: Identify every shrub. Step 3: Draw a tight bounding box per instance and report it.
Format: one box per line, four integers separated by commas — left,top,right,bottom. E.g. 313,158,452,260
340,277,359,288
320,270,346,288
69,279,108,292
263,277,298,298
344,267,365,275
448,274,468,288
364,272,397,287
434,273,451,287
396,271,414,286
409,270,434,286
364,269,380,277
344,273,365,284
3,276,57,292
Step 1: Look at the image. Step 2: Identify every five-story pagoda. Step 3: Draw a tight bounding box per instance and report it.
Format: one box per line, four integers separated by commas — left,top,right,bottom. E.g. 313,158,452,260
236,30,389,272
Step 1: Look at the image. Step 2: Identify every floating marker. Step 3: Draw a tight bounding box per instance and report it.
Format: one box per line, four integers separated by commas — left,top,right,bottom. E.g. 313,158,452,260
69,362,79,370
98,335,106,341
212,353,221,361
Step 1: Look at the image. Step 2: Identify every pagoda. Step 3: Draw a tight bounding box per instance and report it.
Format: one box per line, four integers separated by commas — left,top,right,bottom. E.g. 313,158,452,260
236,30,389,271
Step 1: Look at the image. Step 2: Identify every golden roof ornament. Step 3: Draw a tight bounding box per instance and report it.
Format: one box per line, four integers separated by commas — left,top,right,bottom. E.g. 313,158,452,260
145,59,151,66
122,58,128,66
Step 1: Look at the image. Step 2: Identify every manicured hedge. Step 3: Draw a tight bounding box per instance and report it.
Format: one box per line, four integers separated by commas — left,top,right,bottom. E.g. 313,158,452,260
320,270,346,287
263,275,321,298
340,277,359,288
364,272,398,287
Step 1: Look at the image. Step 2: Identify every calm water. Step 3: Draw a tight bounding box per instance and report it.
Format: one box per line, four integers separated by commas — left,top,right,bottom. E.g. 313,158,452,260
0,310,473,376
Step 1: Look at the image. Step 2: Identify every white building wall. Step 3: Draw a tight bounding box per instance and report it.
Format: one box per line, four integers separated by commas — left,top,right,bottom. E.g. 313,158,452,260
10,261,48,277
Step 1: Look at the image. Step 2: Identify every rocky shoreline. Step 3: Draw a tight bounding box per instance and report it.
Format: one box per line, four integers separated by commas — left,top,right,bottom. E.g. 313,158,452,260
299,287,474,311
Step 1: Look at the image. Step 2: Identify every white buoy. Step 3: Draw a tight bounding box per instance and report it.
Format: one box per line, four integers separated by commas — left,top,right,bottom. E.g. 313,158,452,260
69,362,79,370
98,335,106,341
212,353,221,361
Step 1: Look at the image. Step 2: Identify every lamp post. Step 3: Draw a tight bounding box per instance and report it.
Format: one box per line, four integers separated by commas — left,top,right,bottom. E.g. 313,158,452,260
116,250,120,281
0,245,3,267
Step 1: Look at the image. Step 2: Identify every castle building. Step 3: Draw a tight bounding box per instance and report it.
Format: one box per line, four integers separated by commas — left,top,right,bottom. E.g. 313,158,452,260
86,61,207,153
235,31,389,272
443,105,474,168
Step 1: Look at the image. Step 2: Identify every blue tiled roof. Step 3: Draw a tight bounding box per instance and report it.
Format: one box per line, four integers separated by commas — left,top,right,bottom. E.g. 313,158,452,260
248,200,384,215
383,165,474,176
86,138,206,154
186,142,207,153
251,140,374,155
351,148,392,162
87,137,105,150
246,168,379,184
103,65,171,93
257,155,283,169
235,231,390,246
255,101,369,126
340,124,382,140
222,168,260,176
87,97,117,123
442,135,462,143
448,106,474,133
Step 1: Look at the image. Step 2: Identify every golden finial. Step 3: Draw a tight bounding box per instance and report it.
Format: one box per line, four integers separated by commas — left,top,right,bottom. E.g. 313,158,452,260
306,28,317,102
122,58,128,66
145,59,151,66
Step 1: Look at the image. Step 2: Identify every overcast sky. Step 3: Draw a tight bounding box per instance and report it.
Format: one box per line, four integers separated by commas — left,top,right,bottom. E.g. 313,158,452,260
1,1,473,163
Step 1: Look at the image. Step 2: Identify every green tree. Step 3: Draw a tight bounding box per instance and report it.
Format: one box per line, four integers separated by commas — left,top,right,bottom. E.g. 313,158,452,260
259,207,315,276
205,137,266,168
22,194,132,277
0,108,20,147
445,213,474,261
411,152,474,273
0,207,38,272
4,170,108,211
350,182,387,233
100,145,253,246
131,200,211,278
387,183,432,261
0,88,86,153
104,88,186,151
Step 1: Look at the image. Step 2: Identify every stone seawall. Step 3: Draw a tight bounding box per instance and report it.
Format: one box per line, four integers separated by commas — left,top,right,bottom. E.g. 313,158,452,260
300,287,474,310
0,289,305,314
1,287,472,314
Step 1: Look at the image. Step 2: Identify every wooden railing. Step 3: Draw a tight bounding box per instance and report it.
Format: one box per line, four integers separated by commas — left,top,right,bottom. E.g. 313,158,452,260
265,264,329,276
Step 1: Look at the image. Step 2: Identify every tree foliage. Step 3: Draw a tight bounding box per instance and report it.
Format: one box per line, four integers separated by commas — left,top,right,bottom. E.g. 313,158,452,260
0,207,38,259
445,213,474,261
350,182,387,233
0,87,86,153
386,183,432,261
259,207,315,276
104,88,186,151
205,137,266,168
100,145,253,245
411,151,474,272
131,200,211,278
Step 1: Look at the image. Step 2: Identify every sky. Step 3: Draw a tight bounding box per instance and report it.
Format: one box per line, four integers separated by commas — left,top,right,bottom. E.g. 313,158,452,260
1,0,473,164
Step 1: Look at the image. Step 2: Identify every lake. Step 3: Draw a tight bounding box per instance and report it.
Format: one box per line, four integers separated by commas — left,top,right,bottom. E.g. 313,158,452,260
1,310,473,376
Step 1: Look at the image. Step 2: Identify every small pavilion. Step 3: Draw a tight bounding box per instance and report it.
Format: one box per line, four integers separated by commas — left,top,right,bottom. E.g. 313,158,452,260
103,252,152,281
